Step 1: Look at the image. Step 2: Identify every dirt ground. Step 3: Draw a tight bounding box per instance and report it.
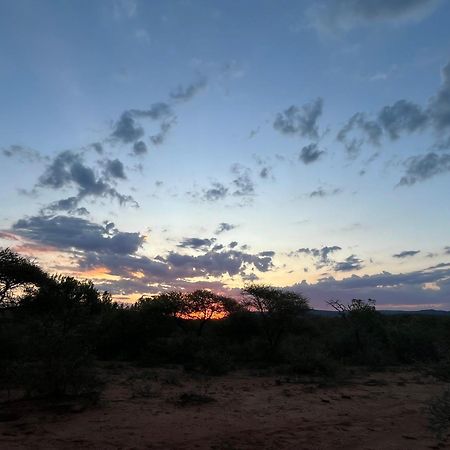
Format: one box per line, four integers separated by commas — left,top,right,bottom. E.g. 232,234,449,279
0,365,448,449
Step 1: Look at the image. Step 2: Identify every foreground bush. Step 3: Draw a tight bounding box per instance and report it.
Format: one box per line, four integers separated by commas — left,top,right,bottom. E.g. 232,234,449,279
428,389,450,441
0,270,106,398
19,315,99,398
280,335,340,378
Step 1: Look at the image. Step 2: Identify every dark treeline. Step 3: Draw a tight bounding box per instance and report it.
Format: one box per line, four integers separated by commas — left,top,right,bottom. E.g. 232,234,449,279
2,247,450,400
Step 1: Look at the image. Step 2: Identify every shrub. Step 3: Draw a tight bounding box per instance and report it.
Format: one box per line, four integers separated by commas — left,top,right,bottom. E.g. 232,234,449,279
20,315,100,398
15,275,104,398
281,335,340,378
430,357,450,382
387,317,441,364
193,348,232,376
428,389,450,441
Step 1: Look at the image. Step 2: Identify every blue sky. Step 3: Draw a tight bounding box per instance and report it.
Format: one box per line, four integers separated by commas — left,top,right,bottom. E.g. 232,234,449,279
1,0,450,309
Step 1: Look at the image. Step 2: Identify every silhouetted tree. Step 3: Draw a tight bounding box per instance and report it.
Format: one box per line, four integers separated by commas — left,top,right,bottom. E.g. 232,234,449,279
0,248,49,308
18,275,107,397
137,290,240,336
242,284,310,349
327,298,387,364
21,275,108,317
184,290,238,336
327,298,376,316
137,291,184,317
136,291,187,334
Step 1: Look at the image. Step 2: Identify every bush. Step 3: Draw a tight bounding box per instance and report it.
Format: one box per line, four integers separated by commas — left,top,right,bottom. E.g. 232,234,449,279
11,275,105,399
430,356,450,382
281,335,340,378
428,389,450,441
19,315,100,398
193,348,232,376
387,317,441,364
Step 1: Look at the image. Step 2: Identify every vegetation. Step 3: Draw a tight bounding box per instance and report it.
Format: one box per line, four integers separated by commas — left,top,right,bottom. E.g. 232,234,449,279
0,248,49,308
1,247,450,413
428,389,450,441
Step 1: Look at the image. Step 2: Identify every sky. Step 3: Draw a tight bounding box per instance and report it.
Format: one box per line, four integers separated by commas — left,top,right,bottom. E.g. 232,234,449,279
1,0,450,309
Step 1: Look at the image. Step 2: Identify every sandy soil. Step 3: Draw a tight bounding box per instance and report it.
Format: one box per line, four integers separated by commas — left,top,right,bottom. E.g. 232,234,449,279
0,365,447,449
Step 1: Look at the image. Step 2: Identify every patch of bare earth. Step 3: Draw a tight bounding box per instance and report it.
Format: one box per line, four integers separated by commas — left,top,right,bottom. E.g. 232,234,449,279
0,365,447,449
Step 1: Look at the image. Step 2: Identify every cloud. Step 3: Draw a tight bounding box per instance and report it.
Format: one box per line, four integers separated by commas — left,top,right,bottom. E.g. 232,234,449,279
231,164,255,197
2,145,44,163
299,143,325,164
165,248,274,277
79,245,275,288
70,161,107,195
129,102,173,120
170,78,207,102
337,60,450,165
337,112,382,157
248,127,260,139
274,98,323,139
310,0,441,34
112,103,174,145
429,61,450,132
91,142,103,154
196,166,256,203
289,246,363,273
393,250,421,258
203,182,229,201
133,140,148,155
42,197,90,216
105,159,127,179
8,214,273,291
82,252,172,281
215,223,236,234
150,119,175,146
334,254,364,271
290,245,342,268
378,100,428,139
37,150,137,211
38,150,80,189
94,276,231,298
289,263,450,309
252,155,274,180
399,152,450,185
432,136,450,151
259,166,272,179
259,250,275,257
178,237,215,250
309,187,342,198
242,273,259,282
13,215,144,255
111,112,144,143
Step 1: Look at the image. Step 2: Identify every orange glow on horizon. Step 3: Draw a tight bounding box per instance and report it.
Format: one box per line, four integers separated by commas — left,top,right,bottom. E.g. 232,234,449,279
73,266,121,281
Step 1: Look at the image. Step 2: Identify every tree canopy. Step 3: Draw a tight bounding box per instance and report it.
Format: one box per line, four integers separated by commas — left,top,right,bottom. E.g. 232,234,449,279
0,247,49,308
242,284,310,349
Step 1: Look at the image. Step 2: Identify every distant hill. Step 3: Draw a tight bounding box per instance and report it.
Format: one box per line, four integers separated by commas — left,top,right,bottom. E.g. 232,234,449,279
311,309,450,317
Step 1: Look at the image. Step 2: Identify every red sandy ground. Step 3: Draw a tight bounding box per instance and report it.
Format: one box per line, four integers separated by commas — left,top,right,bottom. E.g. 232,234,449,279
0,365,448,449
